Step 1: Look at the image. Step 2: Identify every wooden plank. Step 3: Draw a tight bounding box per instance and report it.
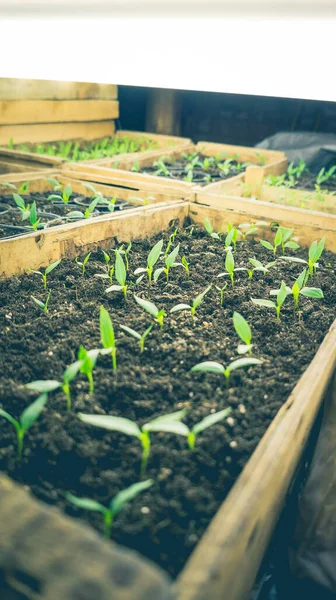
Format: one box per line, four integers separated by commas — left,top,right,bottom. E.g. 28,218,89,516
0,79,118,101
0,100,119,125
0,121,115,145
195,141,286,165
0,147,65,166
245,158,289,194
259,183,336,215
0,159,47,175
116,130,193,149
0,202,189,277
91,142,196,170
176,315,336,600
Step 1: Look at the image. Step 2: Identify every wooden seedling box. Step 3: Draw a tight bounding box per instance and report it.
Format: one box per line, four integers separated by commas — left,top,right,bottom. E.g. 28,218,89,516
0,200,335,600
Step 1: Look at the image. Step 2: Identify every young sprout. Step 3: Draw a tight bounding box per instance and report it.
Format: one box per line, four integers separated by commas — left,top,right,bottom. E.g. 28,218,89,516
165,228,178,256
134,296,166,328
0,393,47,456
225,224,239,251
105,252,128,300
118,242,132,271
75,252,91,275
46,178,61,191
233,312,253,354
13,193,30,220
191,357,262,386
31,291,51,313
100,306,117,371
280,237,326,279
270,270,324,309
278,227,300,254
47,183,72,205
168,407,232,450
154,244,180,283
26,361,82,411
29,202,41,230
181,256,190,278
134,239,163,284
29,259,61,289
215,282,228,306
204,217,220,240
154,159,170,177
120,324,153,353
95,251,115,283
67,198,99,220
260,229,283,256
238,221,268,239
217,249,246,287
66,479,153,538
247,259,276,279
78,346,100,393
170,285,212,321
78,410,187,476
252,280,288,320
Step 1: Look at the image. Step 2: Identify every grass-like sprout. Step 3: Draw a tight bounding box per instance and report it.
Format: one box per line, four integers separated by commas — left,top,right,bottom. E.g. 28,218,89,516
78,346,100,393
134,295,166,328
29,202,41,230
66,479,153,539
260,229,283,256
29,259,61,289
168,407,232,450
233,312,253,354
105,252,128,300
117,242,132,271
26,361,82,412
134,239,163,284
165,228,178,256
170,285,212,321
204,217,220,239
0,393,47,456
67,198,99,220
270,270,324,309
246,259,276,279
217,249,246,287
280,237,325,278
120,324,153,353
78,409,187,475
100,306,117,371
13,193,30,220
47,183,72,205
252,280,288,320
215,282,228,306
181,256,190,278
225,225,239,251
95,251,115,283
31,291,50,313
261,228,299,256
75,252,91,276
191,357,262,386
154,244,180,283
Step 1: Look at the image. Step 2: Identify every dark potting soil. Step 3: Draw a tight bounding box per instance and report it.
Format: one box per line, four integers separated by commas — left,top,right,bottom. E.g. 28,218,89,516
0,192,129,239
285,171,336,193
140,154,248,186
0,226,335,578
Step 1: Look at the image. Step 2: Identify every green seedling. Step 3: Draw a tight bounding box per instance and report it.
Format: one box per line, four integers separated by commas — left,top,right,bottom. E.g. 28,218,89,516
225,224,239,251
128,195,155,206
270,269,324,309
67,198,99,220
31,291,51,313
252,280,288,320
78,346,100,393
165,228,178,256
237,223,259,240
204,217,220,239
134,295,166,328
95,251,114,283
154,159,170,177
260,229,283,256
215,282,228,306
154,244,180,283
0,393,47,456
46,178,61,191
166,407,233,450
247,258,276,279
13,193,30,220
120,324,153,353
191,357,262,386
26,361,82,411
233,312,253,354
75,252,91,275
47,183,72,205
117,242,132,271
29,202,41,230
105,252,128,300
315,165,336,187
217,249,246,287
100,306,117,371
170,285,212,321
280,237,325,278
277,227,300,253
66,479,153,538
29,259,61,289
181,256,190,278
134,239,163,284
79,409,187,475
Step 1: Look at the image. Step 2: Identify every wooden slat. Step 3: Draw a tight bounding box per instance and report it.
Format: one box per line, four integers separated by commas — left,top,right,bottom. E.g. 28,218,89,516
0,159,47,175
195,141,286,165
0,148,65,166
0,121,115,145
91,142,196,170
116,130,193,149
0,100,119,125
260,183,336,215
0,79,118,101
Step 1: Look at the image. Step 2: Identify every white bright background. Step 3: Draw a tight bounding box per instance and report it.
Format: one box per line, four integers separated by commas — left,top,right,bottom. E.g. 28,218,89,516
0,16,335,102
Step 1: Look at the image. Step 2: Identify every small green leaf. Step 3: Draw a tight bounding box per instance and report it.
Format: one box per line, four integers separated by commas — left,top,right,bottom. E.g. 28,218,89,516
26,380,60,393
233,312,251,345
134,296,159,318
66,493,106,513
115,252,126,287
64,360,82,384
78,413,141,437
45,259,61,275
284,241,300,249
249,259,263,268
277,281,288,307
193,285,212,310
100,306,115,349
83,252,91,266
260,240,274,251
300,287,324,299
170,303,191,313
153,267,165,282
120,325,141,340
225,249,234,274
110,479,153,516
13,193,25,209
143,409,187,432
20,393,48,433
147,239,163,268
193,407,232,436
0,409,20,431
227,357,262,373
165,244,180,268
191,361,224,375
252,298,276,309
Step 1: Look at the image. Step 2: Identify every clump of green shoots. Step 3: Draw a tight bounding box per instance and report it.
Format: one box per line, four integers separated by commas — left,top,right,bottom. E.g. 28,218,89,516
0,393,47,457
170,285,212,321
280,237,325,279
204,217,220,239
100,306,117,371
26,361,82,411
134,296,166,328
238,221,268,240
29,259,61,289
270,269,324,309
154,244,180,283
47,183,72,205
191,357,262,386
105,252,128,300
217,249,246,287
165,407,232,450
215,282,228,306
233,312,253,354
134,239,163,284
78,409,187,475
260,228,299,256
120,324,153,353
66,479,153,538
252,280,288,320
75,252,91,275
67,199,99,220
154,159,170,177
31,291,51,313
246,259,276,279
78,346,100,393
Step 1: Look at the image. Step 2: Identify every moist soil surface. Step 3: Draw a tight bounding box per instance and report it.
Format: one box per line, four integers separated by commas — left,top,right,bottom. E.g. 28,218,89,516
0,225,335,578
284,171,336,193
0,192,129,239
140,154,249,186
